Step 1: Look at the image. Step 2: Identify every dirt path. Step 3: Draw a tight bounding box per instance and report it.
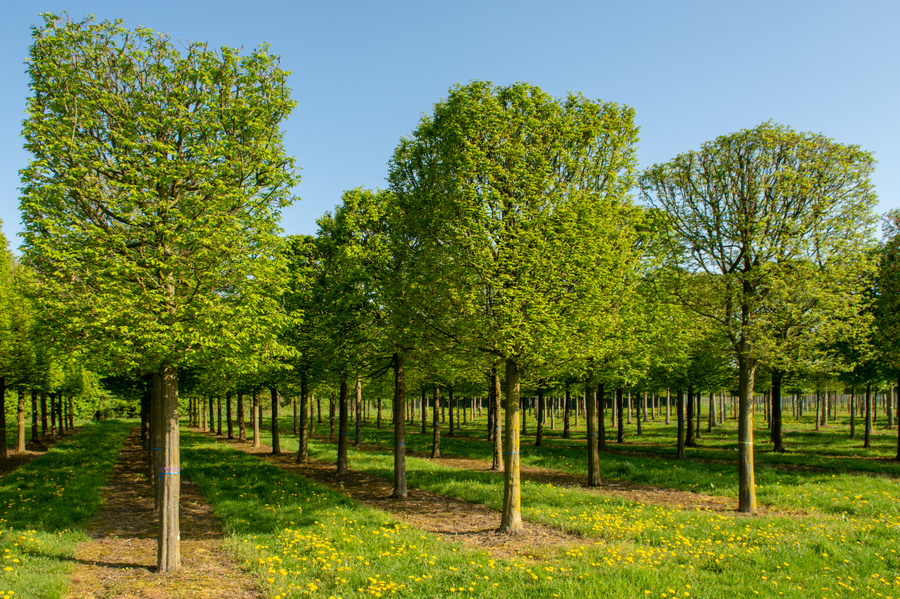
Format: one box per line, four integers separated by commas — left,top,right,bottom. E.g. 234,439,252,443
218,434,587,560
65,428,261,599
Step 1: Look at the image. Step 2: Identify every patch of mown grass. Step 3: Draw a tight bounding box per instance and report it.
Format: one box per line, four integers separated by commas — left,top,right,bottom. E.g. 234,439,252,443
238,424,900,598
0,419,130,599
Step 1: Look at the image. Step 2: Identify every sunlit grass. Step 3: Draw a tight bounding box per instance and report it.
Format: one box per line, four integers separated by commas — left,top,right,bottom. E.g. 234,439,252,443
0,420,130,599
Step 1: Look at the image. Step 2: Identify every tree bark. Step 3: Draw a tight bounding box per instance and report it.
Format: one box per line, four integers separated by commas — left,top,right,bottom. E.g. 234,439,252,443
708,391,716,433
297,375,309,463
251,391,260,448
40,390,48,439
337,375,349,474
237,392,246,442
431,384,441,458
598,383,607,451
686,386,697,447
491,368,502,471
586,370,599,487
392,352,408,499
354,374,362,447
535,387,543,447
31,390,39,443
449,386,456,437
771,369,785,452
155,366,181,573
864,382,872,449
270,386,280,454
0,377,7,459
665,388,671,425
563,386,571,439
226,392,233,439
737,353,758,513
16,389,26,453
675,388,685,460
216,395,222,436
616,387,625,443
499,356,523,534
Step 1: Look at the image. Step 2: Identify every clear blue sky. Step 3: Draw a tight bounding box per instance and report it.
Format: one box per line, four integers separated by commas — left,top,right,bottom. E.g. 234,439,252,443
2,0,898,250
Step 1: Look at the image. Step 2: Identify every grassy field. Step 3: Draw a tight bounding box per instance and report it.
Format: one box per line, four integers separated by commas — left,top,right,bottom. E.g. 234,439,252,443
0,420,130,599
1,410,897,598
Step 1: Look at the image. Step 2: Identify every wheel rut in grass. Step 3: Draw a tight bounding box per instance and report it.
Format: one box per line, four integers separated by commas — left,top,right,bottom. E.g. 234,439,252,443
216,433,586,560
65,428,261,599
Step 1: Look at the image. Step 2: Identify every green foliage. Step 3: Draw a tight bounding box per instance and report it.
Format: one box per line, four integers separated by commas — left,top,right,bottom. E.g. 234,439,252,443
19,13,299,374
389,81,639,370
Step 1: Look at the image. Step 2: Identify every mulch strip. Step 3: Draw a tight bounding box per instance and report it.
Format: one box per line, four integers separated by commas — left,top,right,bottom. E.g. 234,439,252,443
65,428,262,599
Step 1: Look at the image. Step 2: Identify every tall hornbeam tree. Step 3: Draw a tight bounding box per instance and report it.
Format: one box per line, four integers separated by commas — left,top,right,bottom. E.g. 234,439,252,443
19,15,298,572
389,81,638,533
640,121,877,512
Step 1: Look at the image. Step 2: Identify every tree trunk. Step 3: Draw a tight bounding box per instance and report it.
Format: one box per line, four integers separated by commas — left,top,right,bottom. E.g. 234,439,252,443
895,376,900,461
586,370,599,487
237,392,246,442
737,353,758,513
329,394,336,439
297,376,309,463
676,388,685,460
31,390,39,443
616,388,625,443
666,387,672,425
377,395,382,430
431,384,441,458
449,386,456,437
337,375,349,474
40,390,48,439
771,369,785,452
392,352,408,499
864,382,872,449
208,396,215,432
16,389,26,453
686,386,696,447
708,391,716,433
598,383,607,451
563,387,571,439
154,366,181,573
499,356,523,534
141,387,151,451
270,386,280,454
354,374,362,447
535,387,543,447
849,389,856,439
491,368,502,471
251,391,260,448
0,378,6,459
226,392,233,439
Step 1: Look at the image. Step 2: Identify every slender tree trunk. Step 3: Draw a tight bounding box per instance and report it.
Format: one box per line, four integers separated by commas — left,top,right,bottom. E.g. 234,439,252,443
297,375,310,462
771,369,785,452
535,387,543,447
586,370,599,487
16,389,26,453
226,392,233,439
666,387,672,424
392,352,408,498
431,384,441,458
337,375,349,474
708,391,716,433
208,396,215,432
329,394,336,439
694,391,702,440
154,366,181,573
864,382,872,449
686,386,696,447
676,388,685,460
491,368,502,471
237,392,246,442
449,386,456,437
31,390,38,443
737,353,758,513
40,390,47,439
849,389,856,439
355,374,362,447
598,383,607,451
251,391,260,448
895,376,900,461
563,387,571,439
500,356,523,534
270,387,281,454
636,392,643,436
377,395,382,430
815,389,821,432
616,388,625,443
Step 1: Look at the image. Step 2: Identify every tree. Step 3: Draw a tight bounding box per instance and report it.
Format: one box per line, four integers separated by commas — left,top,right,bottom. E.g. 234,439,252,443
390,81,638,532
874,210,900,459
0,223,14,458
19,15,297,572
641,121,877,512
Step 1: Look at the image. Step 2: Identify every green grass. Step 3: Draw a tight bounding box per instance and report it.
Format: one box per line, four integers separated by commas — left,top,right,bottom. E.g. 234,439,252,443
197,420,900,599
0,420,130,599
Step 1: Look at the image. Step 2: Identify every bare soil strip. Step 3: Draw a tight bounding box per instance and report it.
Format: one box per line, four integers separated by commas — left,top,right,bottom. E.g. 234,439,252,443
219,434,586,560
65,428,261,599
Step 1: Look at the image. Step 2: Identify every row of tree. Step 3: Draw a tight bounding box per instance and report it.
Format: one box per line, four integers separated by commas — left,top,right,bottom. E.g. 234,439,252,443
6,14,899,572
